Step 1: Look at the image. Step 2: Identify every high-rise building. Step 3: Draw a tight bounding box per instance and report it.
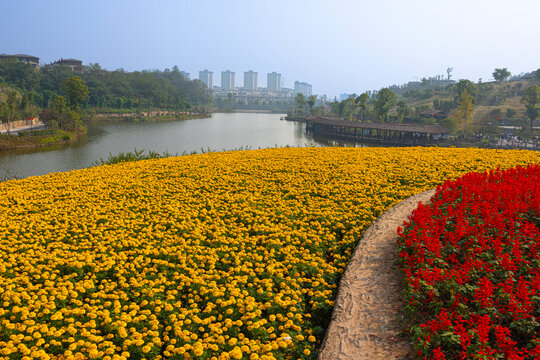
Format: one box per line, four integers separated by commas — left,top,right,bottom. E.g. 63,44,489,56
267,72,281,91
199,69,213,89
294,81,312,96
221,70,235,90
244,70,258,90
180,71,191,80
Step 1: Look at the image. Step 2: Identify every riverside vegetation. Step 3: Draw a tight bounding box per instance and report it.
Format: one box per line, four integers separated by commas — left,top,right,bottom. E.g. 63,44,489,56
1,147,540,359
0,59,212,151
291,68,540,143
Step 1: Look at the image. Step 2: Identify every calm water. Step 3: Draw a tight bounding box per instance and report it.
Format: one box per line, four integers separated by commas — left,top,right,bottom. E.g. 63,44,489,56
0,112,356,180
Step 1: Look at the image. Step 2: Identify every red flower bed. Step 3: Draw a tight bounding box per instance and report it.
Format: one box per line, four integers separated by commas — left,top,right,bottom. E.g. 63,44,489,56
397,165,540,359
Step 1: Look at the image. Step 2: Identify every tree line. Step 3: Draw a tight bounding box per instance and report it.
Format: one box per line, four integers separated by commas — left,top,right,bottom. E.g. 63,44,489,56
294,67,540,136
0,59,213,129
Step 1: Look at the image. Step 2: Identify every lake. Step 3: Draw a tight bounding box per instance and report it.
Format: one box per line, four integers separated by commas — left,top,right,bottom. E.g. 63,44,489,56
0,112,357,180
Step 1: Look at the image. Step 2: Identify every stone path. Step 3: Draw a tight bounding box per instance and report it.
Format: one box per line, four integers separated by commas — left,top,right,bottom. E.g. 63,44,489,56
318,189,436,360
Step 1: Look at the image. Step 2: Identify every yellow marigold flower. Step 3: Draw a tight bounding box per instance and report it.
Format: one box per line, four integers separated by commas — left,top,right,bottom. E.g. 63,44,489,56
0,147,538,358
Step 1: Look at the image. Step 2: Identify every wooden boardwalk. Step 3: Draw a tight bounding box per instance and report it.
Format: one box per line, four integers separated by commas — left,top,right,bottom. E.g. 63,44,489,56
306,116,450,145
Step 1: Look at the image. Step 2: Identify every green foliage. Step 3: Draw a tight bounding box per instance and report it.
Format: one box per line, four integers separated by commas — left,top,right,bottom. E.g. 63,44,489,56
0,58,40,90
0,60,211,112
506,108,518,118
440,116,457,132
52,96,66,115
355,93,370,121
64,110,84,130
91,148,177,166
489,108,502,116
415,104,430,114
295,93,306,114
307,95,317,114
41,96,84,131
493,68,511,82
521,85,540,131
0,86,23,124
396,100,408,123
62,76,89,110
453,89,475,135
432,99,456,113
339,97,356,120
373,88,396,123
40,129,73,144
455,79,478,104
421,117,437,125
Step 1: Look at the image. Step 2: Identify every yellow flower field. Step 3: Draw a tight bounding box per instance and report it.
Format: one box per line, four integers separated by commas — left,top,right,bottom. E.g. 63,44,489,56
0,147,539,360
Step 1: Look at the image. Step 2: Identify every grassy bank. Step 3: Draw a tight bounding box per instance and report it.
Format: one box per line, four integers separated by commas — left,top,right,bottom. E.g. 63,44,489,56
0,128,85,151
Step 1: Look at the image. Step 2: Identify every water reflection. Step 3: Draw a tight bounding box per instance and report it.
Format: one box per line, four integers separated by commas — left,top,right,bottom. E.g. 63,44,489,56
0,113,321,179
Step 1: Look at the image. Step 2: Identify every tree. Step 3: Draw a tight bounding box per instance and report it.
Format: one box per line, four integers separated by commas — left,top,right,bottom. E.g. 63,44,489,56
455,79,478,104
0,88,21,126
440,116,457,132
355,93,369,121
452,89,475,135
48,95,67,129
396,100,408,123
295,93,306,115
0,58,40,90
6,89,19,123
493,68,511,82
330,99,340,116
307,95,317,114
52,96,67,115
446,67,454,80
373,88,396,123
340,97,356,121
44,95,83,130
506,108,517,119
521,85,540,131
534,69,540,83
62,76,89,111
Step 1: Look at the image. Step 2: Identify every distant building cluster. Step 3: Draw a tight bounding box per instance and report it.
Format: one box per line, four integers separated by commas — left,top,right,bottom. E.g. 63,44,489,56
197,69,313,102
0,53,316,102
339,93,355,101
0,53,83,72
180,71,191,80
294,81,312,97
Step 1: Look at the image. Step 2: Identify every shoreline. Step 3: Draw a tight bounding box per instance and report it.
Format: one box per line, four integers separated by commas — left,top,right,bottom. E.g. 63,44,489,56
0,128,86,152
87,112,211,122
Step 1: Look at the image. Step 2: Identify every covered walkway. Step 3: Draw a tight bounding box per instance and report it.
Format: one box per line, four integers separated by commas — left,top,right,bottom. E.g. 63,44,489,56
306,116,450,145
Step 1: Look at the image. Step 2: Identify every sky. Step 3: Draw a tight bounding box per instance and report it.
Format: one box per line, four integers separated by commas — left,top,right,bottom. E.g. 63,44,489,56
1,0,539,98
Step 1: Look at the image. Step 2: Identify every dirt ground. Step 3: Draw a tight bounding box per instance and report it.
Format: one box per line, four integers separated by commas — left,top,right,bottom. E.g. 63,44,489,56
318,189,436,360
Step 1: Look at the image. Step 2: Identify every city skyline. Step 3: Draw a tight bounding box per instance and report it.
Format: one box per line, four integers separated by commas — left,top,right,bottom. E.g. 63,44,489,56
1,0,539,98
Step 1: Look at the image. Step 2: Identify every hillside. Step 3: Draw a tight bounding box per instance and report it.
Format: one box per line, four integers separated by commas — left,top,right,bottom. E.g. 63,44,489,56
397,78,537,131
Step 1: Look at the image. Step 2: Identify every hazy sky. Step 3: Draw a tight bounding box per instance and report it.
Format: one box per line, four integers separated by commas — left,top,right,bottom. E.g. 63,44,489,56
1,0,539,97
